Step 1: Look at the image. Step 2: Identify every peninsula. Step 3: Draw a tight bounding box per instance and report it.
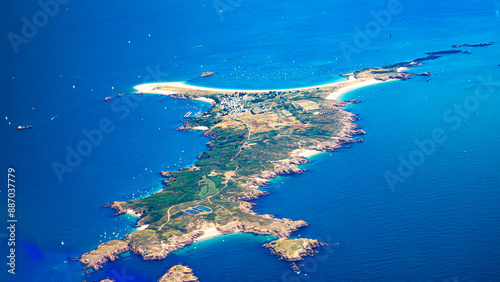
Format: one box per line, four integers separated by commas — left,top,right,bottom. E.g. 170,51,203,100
80,46,488,274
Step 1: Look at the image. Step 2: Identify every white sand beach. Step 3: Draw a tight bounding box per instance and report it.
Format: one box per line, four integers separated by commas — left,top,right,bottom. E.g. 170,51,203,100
195,227,222,242
134,79,348,95
325,79,390,100
192,126,209,131
297,149,322,158
134,83,175,95
134,77,393,102
193,97,216,105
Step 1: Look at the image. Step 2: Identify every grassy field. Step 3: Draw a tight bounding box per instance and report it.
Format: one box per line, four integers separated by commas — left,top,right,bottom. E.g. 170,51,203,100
197,176,219,197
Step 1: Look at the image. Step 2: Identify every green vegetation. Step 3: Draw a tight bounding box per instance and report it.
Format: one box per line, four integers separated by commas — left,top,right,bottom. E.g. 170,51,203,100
197,176,218,197
114,60,423,241
269,239,305,257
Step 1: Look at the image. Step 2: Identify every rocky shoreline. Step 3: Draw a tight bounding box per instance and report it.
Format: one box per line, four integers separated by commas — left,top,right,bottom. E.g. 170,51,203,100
80,240,129,273
159,264,199,282
80,215,309,272
262,238,327,262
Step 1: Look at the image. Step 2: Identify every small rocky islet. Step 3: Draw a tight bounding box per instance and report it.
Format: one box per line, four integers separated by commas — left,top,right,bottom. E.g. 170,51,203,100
98,264,199,282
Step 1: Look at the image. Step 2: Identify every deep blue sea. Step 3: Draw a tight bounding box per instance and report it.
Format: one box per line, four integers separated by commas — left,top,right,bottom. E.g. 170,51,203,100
1,0,500,281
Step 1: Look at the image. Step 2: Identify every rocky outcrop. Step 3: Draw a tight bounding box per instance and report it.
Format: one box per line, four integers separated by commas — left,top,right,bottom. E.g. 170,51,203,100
336,99,361,107
80,240,130,272
176,125,193,131
258,156,311,180
235,188,270,201
202,131,217,139
105,202,143,218
217,218,309,239
247,178,270,188
170,94,188,100
263,238,326,262
260,165,307,180
426,50,463,55
159,264,199,282
160,171,172,177
452,42,494,48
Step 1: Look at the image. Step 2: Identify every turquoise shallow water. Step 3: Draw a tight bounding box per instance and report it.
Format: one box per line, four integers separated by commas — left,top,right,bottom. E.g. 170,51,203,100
1,0,500,281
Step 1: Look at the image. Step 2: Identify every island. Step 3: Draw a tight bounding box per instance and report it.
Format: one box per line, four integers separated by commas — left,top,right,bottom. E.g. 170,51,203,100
263,238,327,272
452,42,494,48
80,44,493,274
159,264,199,282
98,264,199,282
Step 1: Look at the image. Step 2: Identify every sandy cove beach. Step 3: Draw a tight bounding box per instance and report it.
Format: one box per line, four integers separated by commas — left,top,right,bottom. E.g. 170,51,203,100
297,149,322,158
195,227,222,242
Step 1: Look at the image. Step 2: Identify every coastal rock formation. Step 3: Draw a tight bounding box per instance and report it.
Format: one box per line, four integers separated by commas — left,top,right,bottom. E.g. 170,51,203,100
80,240,129,272
106,202,143,217
235,188,270,201
336,99,361,107
260,165,307,180
159,264,199,282
80,218,308,269
216,218,309,238
176,125,193,131
426,50,463,55
452,42,494,48
263,238,327,262
160,171,172,177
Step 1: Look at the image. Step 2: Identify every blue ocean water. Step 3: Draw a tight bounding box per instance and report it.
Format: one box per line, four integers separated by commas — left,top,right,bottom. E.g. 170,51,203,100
1,0,499,281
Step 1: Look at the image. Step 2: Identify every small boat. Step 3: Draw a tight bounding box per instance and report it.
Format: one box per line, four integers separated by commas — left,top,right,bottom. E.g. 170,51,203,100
104,97,114,101
61,241,64,245
17,125,32,130
200,72,217,77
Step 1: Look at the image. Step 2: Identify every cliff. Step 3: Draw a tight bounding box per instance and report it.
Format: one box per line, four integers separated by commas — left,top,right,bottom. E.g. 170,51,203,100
80,240,129,272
